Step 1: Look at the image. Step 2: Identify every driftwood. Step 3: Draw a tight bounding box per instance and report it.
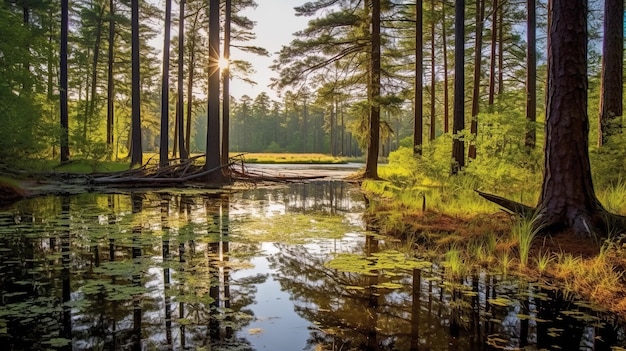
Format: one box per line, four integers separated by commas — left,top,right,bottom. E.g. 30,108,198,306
89,154,329,186
91,163,232,184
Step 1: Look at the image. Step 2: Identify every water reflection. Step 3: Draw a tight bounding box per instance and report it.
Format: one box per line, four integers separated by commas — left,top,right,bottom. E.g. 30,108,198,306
0,181,624,350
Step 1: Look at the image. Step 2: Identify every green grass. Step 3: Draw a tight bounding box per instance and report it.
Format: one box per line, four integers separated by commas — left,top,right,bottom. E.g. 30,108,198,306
512,216,541,268
232,152,346,164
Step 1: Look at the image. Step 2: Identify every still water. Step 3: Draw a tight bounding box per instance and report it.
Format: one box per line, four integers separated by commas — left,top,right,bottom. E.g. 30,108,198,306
0,181,624,350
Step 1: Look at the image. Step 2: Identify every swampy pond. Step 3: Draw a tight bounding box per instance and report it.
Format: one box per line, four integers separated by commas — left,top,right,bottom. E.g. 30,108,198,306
1,180,626,351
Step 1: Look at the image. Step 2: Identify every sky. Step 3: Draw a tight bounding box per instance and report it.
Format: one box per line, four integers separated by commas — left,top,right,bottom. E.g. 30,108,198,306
229,0,309,101
148,0,311,102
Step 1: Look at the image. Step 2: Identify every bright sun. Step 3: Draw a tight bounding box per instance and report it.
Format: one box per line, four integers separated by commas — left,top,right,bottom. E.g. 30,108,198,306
218,57,229,70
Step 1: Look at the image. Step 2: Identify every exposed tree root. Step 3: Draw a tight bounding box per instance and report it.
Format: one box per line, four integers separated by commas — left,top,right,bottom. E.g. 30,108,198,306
475,190,535,217
476,190,626,237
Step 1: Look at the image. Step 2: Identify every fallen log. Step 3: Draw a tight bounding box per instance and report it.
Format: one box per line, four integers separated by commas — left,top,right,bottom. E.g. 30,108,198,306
92,163,231,185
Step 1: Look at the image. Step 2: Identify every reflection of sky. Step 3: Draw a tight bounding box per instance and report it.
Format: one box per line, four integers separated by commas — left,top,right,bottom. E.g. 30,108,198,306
232,243,312,350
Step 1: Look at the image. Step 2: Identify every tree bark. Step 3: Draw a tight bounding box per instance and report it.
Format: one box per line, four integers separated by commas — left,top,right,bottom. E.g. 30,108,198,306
537,0,605,235
88,5,106,143
488,0,497,109
469,0,484,160
130,0,142,166
205,0,223,181
497,1,503,98
429,0,436,142
177,0,188,160
60,0,70,162
451,0,465,173
525,0,537,149
365,0,381,179
598,0,624,147
221,0,232,167
107,0,115,152
442,0,450,133
159,0,172,167
414,0,423,155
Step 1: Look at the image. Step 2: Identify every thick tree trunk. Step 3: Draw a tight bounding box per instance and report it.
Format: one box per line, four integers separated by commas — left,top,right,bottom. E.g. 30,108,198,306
469,0,484,160
221,0,231,167
414,0,423,155
159,0,172,167
365,0,381,179
451,0,465,173
205,0,223,181
537,0,604,235
598,0,624,147
130,0,142,166
525,0,537,149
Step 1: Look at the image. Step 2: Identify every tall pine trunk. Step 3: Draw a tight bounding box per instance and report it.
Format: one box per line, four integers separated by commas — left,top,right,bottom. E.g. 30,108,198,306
451,0,465,173
537,0,605,235
429,0,436,142
88,5,106,143
60,0,70,162
414,0,423,155
130,0,142,166
107,0,115,153
365,0,381,179
177,0,188,159
598,0,624,146
488,0,497,109
221,0,231,167
442,1,450,133
525,0,537,149
205,0,222,180
469,0,484,160
159,0,172,167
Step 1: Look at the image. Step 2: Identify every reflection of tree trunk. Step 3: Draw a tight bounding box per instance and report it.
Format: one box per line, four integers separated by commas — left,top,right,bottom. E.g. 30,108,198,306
470,274,480,348
161,195,173,346
179,241,186,348
221,194,233,339
410,269,421,351
207,196,221,340
364,235,379,351
131,193,143,351
448,287,460,351
61,197,72,344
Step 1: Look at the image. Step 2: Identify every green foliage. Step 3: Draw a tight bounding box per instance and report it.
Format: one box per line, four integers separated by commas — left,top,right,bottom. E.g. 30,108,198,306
264,141,283,153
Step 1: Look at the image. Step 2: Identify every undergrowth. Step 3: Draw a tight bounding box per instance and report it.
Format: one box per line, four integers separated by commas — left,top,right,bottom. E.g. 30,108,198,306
363,126,626,317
